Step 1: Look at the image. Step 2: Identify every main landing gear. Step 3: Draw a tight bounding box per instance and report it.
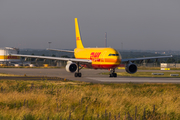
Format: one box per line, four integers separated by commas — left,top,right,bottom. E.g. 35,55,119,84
109,68,117,77
75,72,81,77
74,62,83,77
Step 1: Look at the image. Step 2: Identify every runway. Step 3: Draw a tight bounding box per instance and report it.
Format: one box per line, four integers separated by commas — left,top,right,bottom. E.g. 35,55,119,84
0,68,180,83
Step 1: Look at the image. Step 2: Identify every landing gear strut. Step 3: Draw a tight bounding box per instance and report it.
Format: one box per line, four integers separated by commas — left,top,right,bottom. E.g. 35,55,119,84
109,68,117,77
74,62,83,77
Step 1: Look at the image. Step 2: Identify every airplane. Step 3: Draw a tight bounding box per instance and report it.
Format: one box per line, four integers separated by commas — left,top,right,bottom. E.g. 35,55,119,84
10,18,172,77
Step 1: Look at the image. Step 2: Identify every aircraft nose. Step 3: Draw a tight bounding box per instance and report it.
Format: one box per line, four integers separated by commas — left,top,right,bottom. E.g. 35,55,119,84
112,57,121,64
116,57,121,63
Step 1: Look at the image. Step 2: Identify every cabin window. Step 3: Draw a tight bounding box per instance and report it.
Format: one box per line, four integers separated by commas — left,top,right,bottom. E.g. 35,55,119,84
108,54,119,56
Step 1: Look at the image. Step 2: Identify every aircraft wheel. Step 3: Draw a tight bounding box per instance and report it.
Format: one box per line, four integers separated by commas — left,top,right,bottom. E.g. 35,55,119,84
75,73,78,77
109,73,117,77
109,73,113,77
113,73,117,77
75,73,82,77
78,73,82,77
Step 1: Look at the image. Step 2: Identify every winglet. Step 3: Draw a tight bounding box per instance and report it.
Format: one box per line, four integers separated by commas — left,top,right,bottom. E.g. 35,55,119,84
75,18,84,48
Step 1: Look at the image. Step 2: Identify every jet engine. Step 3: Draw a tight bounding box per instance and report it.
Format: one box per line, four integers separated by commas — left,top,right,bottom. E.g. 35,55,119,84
125,63,137,74
65,62,77,73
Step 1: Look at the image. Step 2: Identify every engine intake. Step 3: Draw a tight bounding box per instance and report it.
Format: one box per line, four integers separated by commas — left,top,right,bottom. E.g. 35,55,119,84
125,63,137,74
66,62,77,73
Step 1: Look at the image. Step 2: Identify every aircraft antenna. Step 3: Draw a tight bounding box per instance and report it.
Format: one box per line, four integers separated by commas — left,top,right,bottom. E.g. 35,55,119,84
121,42,123,52
48,42,52,48
105,32,107,47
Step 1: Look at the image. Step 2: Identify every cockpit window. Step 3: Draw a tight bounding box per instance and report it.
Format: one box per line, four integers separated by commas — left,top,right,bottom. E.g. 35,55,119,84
108,54,119,56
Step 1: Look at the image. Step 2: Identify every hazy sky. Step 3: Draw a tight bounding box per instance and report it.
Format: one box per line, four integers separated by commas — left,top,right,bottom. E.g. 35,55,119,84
0,0,180,50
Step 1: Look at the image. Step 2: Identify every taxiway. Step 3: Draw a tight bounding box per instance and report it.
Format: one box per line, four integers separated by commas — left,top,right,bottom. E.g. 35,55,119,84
0,68,180,83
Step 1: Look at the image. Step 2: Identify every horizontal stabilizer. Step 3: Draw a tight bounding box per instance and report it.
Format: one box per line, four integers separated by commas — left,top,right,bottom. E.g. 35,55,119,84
46,48,74,53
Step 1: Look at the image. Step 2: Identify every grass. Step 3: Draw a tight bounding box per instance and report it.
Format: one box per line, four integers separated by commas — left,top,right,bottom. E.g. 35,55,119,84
0,78,180,119
137,67,161,70
118,72,180,78
102,71,180,78
138,67,180,70
0,73,19,76
0,66,62,69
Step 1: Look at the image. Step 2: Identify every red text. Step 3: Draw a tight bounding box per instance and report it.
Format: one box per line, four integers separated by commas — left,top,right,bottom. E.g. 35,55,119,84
90,52,101,62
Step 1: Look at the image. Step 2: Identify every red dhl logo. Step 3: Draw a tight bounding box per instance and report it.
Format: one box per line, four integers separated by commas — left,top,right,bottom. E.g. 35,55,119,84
90,52,101,62
76,37,80,40
7,56,19,59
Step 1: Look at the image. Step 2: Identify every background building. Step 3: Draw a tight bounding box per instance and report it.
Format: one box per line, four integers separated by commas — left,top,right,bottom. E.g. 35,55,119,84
0,47,21,65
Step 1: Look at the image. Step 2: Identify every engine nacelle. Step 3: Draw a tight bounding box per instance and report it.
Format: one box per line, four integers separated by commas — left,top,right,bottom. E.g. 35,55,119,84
125,63,137,74
65,62,77,73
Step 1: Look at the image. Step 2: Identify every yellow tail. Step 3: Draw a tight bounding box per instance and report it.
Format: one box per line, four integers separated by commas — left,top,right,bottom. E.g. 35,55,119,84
75,18,84,48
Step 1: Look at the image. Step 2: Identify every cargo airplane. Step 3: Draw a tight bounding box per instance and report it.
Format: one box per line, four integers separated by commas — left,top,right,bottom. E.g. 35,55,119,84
10,18,172,77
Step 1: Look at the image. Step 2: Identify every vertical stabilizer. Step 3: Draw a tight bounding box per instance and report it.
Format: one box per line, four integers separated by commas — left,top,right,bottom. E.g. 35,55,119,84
75,18,84,48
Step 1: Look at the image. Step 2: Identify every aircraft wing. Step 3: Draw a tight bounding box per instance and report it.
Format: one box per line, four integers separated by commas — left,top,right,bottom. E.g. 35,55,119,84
46,48,74,53
121,55,173,62
10,54,91,64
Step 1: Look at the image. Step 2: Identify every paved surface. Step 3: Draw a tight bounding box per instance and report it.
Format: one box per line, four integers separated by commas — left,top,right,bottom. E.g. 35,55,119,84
0,68,180,83
0,76,64,81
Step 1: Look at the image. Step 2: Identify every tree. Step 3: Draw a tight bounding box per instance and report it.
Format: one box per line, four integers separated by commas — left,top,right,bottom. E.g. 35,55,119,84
166,58,176,63
177,60,180,63
61,55,70,58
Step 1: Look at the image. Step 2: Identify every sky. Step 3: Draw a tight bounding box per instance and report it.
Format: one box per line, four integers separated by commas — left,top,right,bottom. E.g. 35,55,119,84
0,0,180,50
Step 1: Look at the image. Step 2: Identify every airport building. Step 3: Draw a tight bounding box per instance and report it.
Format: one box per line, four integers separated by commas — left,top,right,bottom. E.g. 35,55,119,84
0,47,21,65
161,63,180,68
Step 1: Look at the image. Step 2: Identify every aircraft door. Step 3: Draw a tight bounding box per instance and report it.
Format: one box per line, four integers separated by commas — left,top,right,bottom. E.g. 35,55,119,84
101,51,106,63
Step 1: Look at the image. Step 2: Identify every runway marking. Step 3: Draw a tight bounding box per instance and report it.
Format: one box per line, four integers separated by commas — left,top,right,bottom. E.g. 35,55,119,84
86,77,180,83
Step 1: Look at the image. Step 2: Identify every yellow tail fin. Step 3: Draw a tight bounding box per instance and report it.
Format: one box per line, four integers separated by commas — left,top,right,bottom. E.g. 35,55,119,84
75,18,84,48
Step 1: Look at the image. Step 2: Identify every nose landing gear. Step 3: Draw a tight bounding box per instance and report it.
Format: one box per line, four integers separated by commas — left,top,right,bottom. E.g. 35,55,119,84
109,68,117,77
